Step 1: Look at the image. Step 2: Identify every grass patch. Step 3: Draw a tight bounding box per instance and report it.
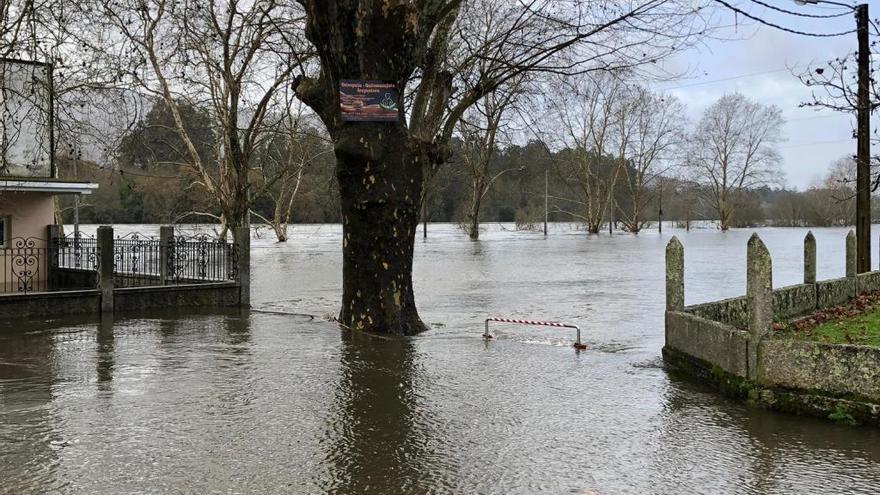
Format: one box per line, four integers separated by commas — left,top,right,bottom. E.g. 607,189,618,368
774,291,880,347
805,309,880,346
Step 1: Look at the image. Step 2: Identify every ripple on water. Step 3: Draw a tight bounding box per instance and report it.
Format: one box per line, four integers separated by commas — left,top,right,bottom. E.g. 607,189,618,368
2,224,880,493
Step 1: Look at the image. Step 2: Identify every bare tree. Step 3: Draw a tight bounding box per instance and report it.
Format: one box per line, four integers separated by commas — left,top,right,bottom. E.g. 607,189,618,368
458,79,523,240
549,73,634,234
83,0,307,239
802,156,856,227
251,107,333,242
797,54,880,184
619,88,685,232
687,93,784,231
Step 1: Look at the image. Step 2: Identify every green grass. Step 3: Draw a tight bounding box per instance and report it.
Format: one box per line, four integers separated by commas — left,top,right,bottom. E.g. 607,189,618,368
798,307,880,347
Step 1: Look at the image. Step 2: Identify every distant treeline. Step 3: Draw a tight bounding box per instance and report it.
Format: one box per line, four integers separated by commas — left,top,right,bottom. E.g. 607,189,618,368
57,100,864,231
59,141,865,230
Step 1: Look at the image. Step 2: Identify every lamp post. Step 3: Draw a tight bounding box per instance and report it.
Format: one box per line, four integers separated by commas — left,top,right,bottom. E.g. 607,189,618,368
544,168,548,236
796,0,871,272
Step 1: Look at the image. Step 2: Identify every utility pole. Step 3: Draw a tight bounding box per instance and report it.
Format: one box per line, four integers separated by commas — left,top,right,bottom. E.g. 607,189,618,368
422,201,427,239
856,3,871,273
795,1,871,270
544,169,548,236
658,180,663,234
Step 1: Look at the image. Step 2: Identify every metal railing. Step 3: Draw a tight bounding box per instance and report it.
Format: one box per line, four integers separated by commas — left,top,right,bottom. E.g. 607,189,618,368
113,232,162,287
0,229,239,295
56,232,99,271
0,237,49,294
483,316,586,350
167,233,238,284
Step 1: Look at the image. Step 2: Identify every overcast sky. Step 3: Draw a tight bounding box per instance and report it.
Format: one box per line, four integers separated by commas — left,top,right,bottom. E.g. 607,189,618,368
653,0,874,190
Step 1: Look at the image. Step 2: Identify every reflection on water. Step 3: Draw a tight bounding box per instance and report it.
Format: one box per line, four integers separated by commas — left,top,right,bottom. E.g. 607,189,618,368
2,224,880,493
323,333,443,494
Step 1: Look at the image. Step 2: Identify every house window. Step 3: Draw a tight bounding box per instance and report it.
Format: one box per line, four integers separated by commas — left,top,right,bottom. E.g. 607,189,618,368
0,217,7,248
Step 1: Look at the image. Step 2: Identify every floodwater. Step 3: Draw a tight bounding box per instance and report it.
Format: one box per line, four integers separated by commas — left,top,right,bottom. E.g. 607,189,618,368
3,223,880,494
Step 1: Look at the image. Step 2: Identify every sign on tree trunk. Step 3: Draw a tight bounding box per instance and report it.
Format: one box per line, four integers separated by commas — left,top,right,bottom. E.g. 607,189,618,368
340,80,399,122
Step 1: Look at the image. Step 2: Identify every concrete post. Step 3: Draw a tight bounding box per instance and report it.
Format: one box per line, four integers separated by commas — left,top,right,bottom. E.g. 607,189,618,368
46,225,61,290
666,236,684,312
804,231,816,285
159,226,173,285
97,226,114,314
236,226,250,307
747,233,772,380
846,230,857,279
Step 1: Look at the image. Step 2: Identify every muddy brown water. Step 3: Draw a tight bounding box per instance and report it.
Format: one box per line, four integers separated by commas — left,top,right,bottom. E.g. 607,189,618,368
2,224,880,494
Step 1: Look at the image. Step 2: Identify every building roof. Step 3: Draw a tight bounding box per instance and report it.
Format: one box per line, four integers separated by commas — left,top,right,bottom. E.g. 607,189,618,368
0,179,99,195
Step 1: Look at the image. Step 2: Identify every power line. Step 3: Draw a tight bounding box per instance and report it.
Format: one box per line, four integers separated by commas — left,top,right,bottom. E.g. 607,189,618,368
657,67,792,90
746,0,852,19
713,0,856,37
780,137,854,149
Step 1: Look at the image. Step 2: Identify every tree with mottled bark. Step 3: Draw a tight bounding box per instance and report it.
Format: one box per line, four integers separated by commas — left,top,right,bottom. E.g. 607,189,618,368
293,0,709,334
687,93,784,231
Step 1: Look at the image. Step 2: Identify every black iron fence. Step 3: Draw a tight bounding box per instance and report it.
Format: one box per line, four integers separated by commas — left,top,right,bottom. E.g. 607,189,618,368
0,229,239,295
0,238,50,294
168,233,238,284
113,232,163,288
56,232,99,271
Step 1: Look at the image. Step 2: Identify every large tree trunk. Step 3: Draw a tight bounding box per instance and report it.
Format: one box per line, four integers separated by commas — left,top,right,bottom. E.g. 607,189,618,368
335,125,427,335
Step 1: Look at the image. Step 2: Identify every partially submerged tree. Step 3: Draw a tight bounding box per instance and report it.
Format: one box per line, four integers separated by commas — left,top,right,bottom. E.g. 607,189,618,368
549,74,634,234
251,108,333,242
458,79,523,240
293,0,709,334
619,88,685,232
802,156,856,227
687,93,784,231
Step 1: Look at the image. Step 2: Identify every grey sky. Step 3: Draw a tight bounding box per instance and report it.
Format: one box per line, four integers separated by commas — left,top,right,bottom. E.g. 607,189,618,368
654,0,873,190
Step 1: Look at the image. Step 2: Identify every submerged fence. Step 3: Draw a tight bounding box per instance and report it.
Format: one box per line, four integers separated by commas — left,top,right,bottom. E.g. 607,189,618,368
0,227,239,295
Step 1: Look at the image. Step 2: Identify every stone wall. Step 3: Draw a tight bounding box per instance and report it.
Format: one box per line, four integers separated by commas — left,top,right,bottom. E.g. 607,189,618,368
758,339,880,403
816,277,855,308
856,271,880,294
665,311,749,377
0,290,101,319
0,282,240,320
664,230,880,424
772,283,816,321
686,296,749,329
114,282,240,311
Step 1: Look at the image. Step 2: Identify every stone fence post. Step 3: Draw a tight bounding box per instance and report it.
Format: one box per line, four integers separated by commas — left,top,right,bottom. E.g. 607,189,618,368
46,225,61,290
666,236,684,312
747,233,772,380
97,226,114,314
159,226,174,285
846,230,858,297
804,231,816,285
846,230,856,279
236,226,251,307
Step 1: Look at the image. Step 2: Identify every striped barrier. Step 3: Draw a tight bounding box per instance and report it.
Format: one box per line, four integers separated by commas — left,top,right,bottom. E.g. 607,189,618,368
483,317,586,350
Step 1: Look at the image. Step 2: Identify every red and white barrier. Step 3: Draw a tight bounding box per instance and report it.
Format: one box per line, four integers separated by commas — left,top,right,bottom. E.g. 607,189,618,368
483,317,586,350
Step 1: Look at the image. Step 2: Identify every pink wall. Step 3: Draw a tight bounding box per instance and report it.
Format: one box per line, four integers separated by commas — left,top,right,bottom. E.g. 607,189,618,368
0,191,55,247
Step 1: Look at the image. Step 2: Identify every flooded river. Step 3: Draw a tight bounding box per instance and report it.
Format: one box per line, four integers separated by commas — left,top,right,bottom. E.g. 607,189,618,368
3,224,880,493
